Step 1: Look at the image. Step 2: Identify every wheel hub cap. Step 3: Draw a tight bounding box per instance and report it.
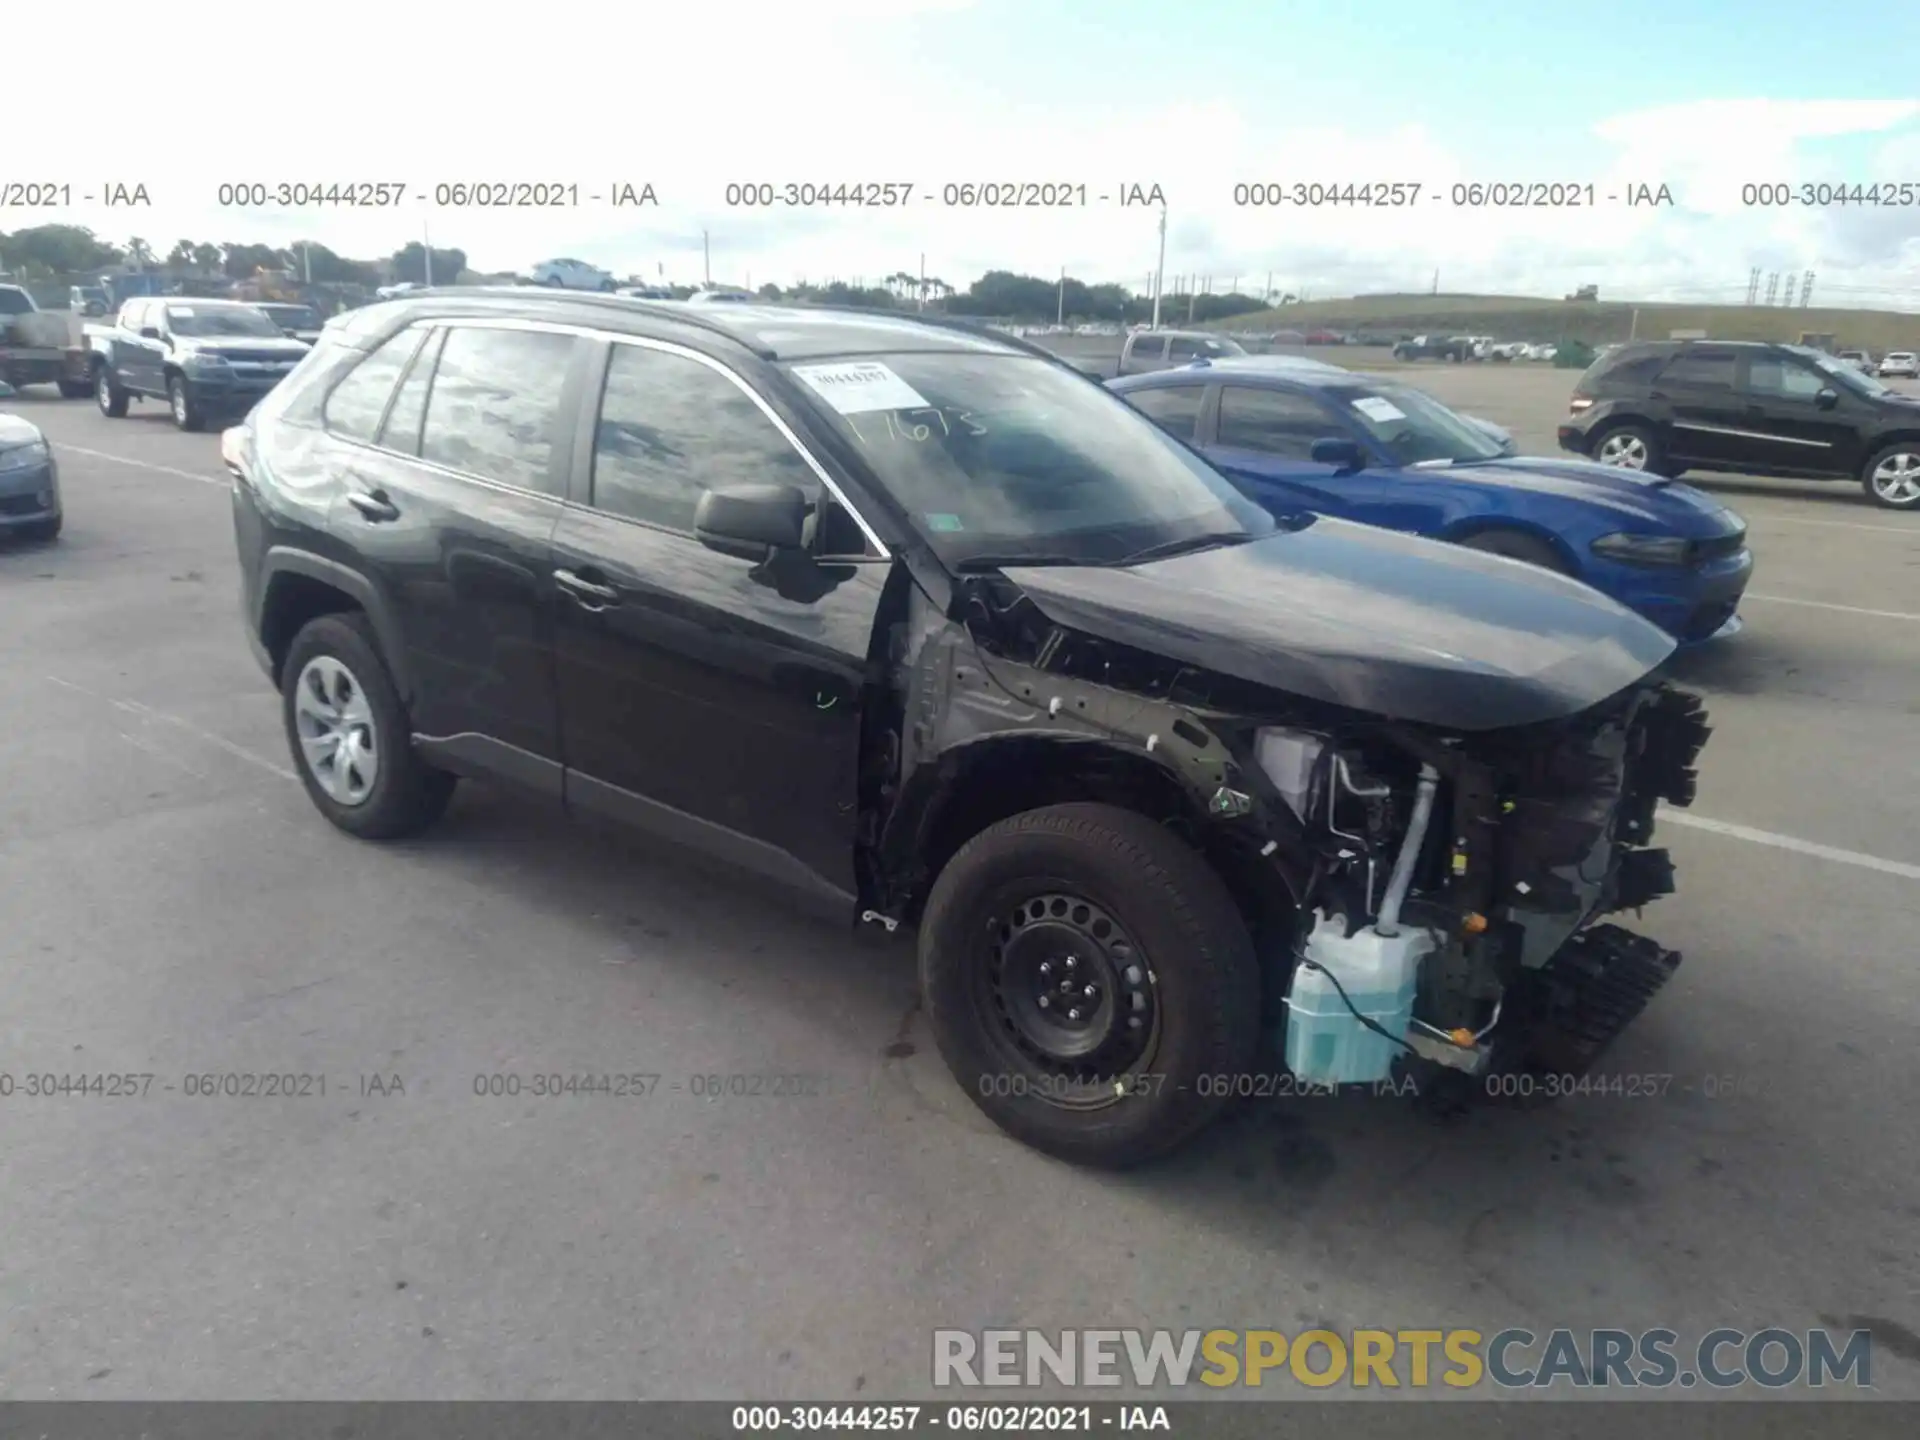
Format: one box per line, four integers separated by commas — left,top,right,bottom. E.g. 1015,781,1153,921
1871,452,1920,504
986,894,1155,1074
293,656,380,805
1598,433,1648,468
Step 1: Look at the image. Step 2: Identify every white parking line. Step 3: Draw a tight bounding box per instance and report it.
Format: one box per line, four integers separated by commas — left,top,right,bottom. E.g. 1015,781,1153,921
1747,515,1918,535
45,675,297,781
54,443,227,488
1743,593,1919,621
1661,811,1920,880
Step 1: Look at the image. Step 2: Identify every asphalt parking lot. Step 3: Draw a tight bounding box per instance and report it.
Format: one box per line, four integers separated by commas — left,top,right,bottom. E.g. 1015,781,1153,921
2,368,1918,1403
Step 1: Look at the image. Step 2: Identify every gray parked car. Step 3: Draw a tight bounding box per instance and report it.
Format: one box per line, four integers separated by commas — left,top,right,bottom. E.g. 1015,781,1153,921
0,403,61,541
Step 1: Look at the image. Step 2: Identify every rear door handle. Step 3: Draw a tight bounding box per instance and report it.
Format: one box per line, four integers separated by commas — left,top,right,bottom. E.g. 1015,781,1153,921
554,568,621,607
346,489,399,522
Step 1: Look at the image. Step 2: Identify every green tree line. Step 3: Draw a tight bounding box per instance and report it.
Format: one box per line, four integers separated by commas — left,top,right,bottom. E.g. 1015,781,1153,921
1,223,1277,323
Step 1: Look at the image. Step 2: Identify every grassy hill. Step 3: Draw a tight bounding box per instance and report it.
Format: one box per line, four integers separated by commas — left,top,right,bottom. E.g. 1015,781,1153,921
1208,293,1920,351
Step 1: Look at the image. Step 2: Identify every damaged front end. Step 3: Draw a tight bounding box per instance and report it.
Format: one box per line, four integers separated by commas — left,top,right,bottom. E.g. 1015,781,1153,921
868,553,1712,1101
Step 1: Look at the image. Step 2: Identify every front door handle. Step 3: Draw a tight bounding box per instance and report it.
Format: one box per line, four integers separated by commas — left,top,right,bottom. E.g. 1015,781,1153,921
346,489,399,522
554,568,621,607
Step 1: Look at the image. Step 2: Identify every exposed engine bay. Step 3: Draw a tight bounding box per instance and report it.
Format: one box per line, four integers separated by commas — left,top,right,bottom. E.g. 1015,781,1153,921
866,563,1712,1096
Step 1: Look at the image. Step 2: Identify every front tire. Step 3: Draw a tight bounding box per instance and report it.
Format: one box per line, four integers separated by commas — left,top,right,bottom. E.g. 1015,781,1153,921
919,802,1261,1168
95,363,129,417
1456,528,1572,574
1862,441,1920,509
167,373,204,431
280,612,456,839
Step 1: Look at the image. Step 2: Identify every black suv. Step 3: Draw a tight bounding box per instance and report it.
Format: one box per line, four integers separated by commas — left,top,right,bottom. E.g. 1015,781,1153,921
226,291,1711,1166
1559,339,1920,510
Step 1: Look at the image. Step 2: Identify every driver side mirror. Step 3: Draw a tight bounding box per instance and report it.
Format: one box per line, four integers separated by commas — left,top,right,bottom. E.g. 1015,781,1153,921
695,483,808,562
1815,387,1839,410
140,326,161,340
1310,436,1363,474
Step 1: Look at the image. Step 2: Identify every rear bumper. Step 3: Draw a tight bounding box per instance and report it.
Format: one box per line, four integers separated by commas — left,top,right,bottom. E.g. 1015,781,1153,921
1558,422,1595,455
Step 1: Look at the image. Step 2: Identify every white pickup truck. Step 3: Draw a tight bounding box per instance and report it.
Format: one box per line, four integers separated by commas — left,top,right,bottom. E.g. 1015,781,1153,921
0,284,91,397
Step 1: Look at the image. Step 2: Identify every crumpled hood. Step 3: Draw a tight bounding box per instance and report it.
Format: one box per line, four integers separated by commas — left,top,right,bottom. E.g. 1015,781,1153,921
0,412,46,447
1000,517,1677,731
1432,456,1741,533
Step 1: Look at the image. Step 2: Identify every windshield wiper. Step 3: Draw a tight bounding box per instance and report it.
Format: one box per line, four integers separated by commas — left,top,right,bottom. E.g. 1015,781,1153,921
951,553,1092,572
1114,531,1257,566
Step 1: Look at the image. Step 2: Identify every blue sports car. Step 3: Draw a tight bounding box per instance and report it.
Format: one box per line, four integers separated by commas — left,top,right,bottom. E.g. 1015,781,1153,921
1109,357,1751,645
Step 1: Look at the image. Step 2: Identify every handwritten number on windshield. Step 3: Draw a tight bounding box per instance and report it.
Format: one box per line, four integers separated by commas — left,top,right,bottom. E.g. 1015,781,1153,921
843,406,987,445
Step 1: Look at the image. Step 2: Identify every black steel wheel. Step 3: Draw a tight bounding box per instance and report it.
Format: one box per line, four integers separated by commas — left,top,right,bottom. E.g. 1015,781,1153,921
920,802,1260,1167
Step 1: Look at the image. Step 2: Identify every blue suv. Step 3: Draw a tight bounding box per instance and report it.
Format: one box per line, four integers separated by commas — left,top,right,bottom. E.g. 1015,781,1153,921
1111,358,1752,645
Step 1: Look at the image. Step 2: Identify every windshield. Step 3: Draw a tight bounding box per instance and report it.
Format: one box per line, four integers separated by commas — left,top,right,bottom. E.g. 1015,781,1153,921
785,352,1273,567
165,305,284,338
1327,382,1507,465
1791,346,1892,397
260,306,319,327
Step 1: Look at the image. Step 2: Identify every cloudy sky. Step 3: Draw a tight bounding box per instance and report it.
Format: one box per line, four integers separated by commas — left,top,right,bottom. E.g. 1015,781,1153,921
12,0,1920,307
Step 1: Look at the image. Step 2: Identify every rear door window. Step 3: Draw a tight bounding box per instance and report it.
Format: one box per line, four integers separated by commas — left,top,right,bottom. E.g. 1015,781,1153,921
1166,337,1204,362
418,325,577,494
1658,347,1738,391
1128,334,1166,363
1216,386,1342,460
1121,384,1206,441
322,327,426,444
377,329,444,455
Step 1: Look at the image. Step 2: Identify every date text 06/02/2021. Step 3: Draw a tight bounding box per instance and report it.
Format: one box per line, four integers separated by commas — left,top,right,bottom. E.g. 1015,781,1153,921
730,1406,1166,1432
720,182,1166,208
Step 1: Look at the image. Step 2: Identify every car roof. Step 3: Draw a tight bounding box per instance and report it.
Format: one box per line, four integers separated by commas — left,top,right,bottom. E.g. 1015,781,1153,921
1115,359,1390,391
160,297,261,307
349,288,1045,363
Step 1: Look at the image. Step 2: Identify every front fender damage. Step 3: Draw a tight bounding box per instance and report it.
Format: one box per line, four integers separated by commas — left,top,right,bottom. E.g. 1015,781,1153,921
859,570,1713,1097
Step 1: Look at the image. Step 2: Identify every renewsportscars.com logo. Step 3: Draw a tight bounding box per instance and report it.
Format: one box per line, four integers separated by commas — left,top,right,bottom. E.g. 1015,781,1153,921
932,1327,1875,1390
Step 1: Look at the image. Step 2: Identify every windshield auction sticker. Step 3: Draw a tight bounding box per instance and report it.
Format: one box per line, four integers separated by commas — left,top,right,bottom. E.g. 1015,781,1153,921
792,360,931,415
1352,396,1406,423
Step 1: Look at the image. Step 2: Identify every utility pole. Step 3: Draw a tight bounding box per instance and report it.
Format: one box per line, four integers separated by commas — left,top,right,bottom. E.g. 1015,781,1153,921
422,218,433,287
301,241,311,284
1151,202,1167,329
1265,270,1272,302
1057,267,1066,326
919,253,926,311
1431,268,1438,295
703,231,711,287
1802,270,1816,307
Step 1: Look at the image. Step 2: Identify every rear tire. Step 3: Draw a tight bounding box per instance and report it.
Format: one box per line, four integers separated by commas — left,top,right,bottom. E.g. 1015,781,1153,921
1861,441,1920,510
95,363,129,417
1592,421,1665,475
280,612,456,840
919,802,1261,1168
1456,529,1572,574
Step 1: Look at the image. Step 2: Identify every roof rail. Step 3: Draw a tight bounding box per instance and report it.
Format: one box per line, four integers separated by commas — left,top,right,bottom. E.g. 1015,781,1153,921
393,285,779,359
802,304,1098,374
